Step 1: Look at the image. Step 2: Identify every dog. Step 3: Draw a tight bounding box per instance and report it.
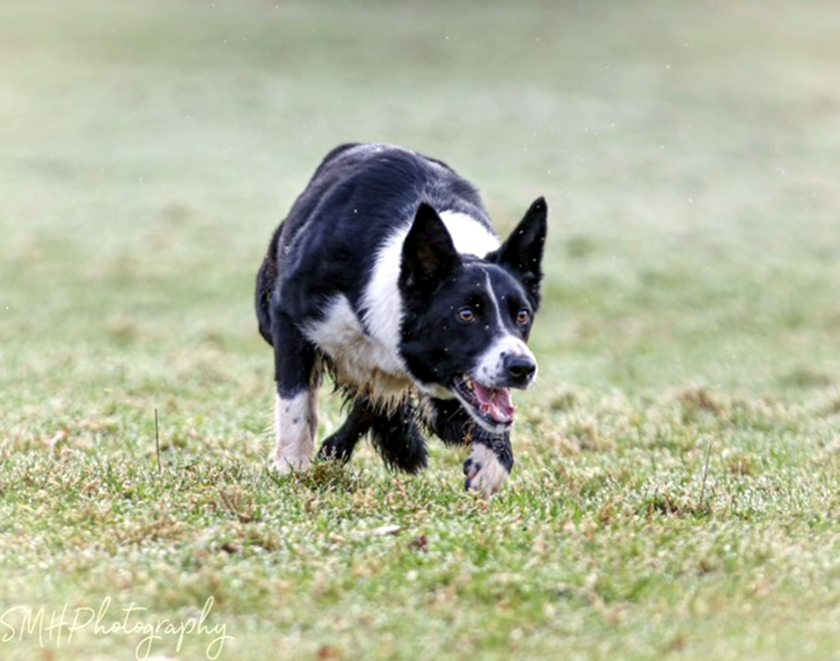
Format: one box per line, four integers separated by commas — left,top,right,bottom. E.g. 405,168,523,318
255,143,547,495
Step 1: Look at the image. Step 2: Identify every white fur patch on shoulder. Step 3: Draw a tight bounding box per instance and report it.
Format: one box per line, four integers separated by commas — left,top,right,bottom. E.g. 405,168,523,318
308,294,412,402
438,210,500,257
465,443,510,496
360,226,411,377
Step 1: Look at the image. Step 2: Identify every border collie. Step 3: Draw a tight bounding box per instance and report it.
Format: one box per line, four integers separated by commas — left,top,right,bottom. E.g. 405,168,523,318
256,144,547,495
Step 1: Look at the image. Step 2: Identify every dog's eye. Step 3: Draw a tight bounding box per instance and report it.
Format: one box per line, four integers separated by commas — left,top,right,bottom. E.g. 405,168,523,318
516,309,531,326
457,307,476,323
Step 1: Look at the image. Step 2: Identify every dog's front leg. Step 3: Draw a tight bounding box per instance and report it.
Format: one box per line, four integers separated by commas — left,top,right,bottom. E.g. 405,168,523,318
424,397,513,496
271,309,320,474
463,432,513,497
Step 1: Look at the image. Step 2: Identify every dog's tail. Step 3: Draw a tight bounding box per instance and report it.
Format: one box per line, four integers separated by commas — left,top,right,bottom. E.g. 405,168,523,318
255,222,283,346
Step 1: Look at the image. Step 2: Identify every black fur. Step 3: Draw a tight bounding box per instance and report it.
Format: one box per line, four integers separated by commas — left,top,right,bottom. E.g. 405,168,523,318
256,143,546,489
317,396,427,473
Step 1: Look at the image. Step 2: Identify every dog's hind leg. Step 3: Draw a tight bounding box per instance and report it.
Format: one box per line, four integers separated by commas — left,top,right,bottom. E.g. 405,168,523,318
424,398,513,496
271,310,321,474
317,397,375,463
370,402,428,474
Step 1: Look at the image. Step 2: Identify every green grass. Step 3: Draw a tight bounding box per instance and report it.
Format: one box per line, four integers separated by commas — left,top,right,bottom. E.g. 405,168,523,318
1,1,839,658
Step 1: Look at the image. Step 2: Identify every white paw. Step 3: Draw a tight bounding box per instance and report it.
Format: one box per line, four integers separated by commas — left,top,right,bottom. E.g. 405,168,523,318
464,444,510,496
271,455,312,476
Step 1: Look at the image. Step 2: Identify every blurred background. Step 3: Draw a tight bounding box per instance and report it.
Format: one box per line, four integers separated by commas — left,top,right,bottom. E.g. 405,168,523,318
1,3,839,658
1,0,838,416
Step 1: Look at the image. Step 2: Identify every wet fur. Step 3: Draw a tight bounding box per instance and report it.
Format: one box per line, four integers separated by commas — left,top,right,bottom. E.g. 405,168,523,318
256,143,546,494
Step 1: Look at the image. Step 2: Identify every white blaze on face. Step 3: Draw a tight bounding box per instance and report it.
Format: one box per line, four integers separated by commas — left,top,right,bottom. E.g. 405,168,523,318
473,273,537,388
272,391,318,474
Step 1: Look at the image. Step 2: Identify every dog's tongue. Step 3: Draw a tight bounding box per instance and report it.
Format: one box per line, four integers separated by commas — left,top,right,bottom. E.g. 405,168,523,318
473,382,515,424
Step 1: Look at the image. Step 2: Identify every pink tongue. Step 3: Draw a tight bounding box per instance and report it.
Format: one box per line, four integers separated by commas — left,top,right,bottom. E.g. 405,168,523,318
473,382,516,424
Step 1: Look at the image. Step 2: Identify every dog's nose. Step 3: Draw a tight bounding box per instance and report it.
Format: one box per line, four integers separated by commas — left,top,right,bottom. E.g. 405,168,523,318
504,355,536,385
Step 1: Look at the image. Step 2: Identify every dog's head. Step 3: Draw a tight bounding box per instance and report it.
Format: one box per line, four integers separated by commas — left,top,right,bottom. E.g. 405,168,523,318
399,198,547,433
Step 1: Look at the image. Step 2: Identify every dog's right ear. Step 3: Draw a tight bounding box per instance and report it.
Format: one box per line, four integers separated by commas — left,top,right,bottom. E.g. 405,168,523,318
400,203,460,294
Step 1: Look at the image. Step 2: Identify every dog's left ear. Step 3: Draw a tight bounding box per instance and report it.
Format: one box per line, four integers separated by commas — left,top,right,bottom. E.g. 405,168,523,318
490,197,547,307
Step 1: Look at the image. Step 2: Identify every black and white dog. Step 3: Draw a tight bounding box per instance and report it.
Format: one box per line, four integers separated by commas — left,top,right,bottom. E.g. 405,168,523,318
256,144,547,495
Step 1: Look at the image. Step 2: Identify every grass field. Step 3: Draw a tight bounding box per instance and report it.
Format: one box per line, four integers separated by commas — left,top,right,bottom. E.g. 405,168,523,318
1,1,839,658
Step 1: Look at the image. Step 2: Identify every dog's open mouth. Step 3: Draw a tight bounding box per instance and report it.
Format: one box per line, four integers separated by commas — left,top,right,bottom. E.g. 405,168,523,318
452,374,516,429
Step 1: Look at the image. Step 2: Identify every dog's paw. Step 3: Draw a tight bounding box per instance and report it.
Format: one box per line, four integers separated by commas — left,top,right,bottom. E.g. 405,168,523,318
271,455,312,476
463,444,510,497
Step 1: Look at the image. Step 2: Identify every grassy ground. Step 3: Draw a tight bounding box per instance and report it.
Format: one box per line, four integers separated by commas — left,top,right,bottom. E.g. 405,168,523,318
1,1,839,658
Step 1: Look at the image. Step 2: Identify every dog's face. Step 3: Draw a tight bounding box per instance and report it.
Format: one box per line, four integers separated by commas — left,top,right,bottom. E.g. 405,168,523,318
399,199,547,433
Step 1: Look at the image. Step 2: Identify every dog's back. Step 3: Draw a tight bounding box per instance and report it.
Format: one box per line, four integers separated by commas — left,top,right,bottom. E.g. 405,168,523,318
255,143,360,343
256,144,492,345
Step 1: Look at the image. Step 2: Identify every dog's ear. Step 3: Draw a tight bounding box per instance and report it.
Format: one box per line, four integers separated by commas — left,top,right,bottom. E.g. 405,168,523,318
490,197,547,307
400,203,460,294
